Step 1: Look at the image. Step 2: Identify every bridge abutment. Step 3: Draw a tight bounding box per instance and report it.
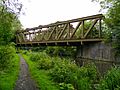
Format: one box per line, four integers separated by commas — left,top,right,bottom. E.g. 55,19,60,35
76,42,119,74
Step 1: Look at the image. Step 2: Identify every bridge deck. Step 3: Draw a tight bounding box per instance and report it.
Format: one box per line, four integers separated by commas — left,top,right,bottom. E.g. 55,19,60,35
17,39,103,46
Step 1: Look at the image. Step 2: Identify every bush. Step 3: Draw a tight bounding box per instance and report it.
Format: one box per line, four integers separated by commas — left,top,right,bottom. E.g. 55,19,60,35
45,46,76,57
98,66,120,90
77,63,97,80
29,52,53,70
30,53,41,61
49,58,78,83
76,63,97,90
59,83,74,90
22,50,29,55
50,59,97,90
28,52,98,90
37,58,54,70
0,45,16,70
30,52,50,62
77,77,92,90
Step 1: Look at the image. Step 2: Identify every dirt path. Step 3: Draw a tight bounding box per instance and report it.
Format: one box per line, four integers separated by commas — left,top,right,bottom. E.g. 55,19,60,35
14,54,39,90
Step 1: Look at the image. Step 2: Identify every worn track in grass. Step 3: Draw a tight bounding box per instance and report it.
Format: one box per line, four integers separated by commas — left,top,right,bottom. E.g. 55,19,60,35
14,54,39,90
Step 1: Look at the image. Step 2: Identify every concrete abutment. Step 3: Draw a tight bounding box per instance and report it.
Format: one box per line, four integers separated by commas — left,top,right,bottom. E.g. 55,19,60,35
76,42,119,74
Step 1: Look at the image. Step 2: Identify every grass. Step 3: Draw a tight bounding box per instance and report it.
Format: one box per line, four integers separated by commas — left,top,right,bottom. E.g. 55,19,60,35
23,54,59,90
0,54,20,90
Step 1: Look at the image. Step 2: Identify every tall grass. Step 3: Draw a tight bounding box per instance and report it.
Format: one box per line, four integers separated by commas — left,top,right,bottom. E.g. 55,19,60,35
22,51,98,90
23,54,59,90
22,51,120,90
0,54,20,90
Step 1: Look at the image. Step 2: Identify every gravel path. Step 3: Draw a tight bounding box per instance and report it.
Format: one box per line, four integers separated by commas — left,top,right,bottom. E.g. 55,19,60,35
14,54,39,90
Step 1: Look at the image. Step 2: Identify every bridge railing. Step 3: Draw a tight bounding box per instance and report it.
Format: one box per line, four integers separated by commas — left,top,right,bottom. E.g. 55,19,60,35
16,14,104,45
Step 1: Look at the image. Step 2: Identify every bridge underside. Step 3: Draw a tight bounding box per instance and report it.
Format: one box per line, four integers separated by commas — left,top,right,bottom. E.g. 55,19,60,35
17,39,103,46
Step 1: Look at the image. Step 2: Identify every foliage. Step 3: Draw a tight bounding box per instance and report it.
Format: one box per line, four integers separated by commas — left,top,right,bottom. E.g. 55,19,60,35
92,0,120,56
45,46,76,57
0,1,22,45
37,58,54,70
30,52,50,61
23,54,59,90
0,0,23,15
0,54,20,90
76,21,98,39
23,51,120,90
31,46,47,52
59,83,74,90
30,52,54,70
78,63,97,80
0,45,16,70
30,53,41,61
98,66,120,90
49,58,78,83
76,64,97,90
26,51,99,90
50,57,97,90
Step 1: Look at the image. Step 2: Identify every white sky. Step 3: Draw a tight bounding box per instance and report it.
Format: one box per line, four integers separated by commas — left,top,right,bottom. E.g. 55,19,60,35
19,0,101,28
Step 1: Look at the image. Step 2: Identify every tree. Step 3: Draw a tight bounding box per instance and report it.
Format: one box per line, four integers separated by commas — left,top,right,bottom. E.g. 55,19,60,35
0,0,22,45
0,0,22,69
92,0,120,56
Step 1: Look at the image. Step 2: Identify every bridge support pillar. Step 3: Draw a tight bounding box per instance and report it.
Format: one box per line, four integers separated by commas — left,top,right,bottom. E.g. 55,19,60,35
75,45,83,66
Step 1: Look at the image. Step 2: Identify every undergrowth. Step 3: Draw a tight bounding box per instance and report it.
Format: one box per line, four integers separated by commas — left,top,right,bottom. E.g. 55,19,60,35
23,54,59,90
0,54,20,90
22,51,120,90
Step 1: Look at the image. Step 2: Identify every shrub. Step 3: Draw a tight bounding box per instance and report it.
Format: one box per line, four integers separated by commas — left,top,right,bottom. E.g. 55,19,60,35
0,45,16,70
98,66,120,90
29,52,98,90
45,46,76,57
22,50,29,55
77,77,92,90
49,57,98,90
59,83,74,90
76,63,97,90
49,58,78,83
30,52,53,70
31,46,46,52
30,52,49,61
78,63,97,80
30,53,41,61
37,58,54,70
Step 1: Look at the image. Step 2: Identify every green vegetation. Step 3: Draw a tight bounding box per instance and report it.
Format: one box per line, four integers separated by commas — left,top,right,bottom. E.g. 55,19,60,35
0,45,16,70
0,45,20,90
0,54,20,90
98,66,120,90
22,51,120,90
0,2,22,45
76,20,98,39
45,46,76,57
0,0,120,90
0,1,22,90
23,53,59,90
93,0,120,56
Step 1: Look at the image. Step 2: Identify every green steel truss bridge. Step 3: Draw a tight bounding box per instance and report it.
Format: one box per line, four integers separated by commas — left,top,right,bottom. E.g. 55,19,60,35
16,14,104,46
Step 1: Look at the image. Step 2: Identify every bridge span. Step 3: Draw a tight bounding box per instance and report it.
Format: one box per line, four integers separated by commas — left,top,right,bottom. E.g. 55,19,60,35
16,14,104,46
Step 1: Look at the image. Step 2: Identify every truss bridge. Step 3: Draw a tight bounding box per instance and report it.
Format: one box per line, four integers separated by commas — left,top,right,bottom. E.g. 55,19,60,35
16,14,104,46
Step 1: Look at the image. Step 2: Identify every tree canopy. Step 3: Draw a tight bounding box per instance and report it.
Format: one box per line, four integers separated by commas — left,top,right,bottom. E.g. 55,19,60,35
0,0,22,45
93,0,120,56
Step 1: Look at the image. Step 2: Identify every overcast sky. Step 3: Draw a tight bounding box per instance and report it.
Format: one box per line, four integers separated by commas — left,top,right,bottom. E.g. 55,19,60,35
19,0,101,28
